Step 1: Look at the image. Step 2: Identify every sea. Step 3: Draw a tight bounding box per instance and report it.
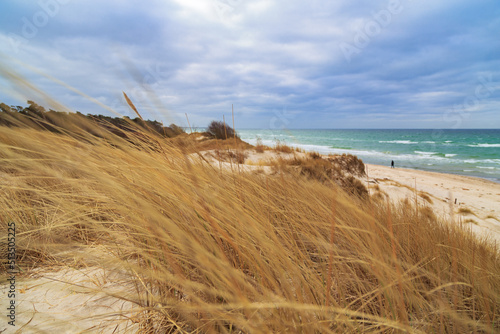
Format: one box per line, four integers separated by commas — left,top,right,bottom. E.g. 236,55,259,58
236,129,500,183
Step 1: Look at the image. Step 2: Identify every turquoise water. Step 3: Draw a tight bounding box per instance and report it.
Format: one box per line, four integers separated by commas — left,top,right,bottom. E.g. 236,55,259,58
236,129,500,183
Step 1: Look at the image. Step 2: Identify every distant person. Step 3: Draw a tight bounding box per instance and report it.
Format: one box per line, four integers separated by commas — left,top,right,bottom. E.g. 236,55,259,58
391,160,395,168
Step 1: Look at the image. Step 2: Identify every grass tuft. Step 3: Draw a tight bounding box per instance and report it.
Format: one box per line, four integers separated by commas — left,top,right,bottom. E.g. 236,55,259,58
458,207,475,215
274,139,295,153
464,219,479,225
254,137,267,153
419,191,433,204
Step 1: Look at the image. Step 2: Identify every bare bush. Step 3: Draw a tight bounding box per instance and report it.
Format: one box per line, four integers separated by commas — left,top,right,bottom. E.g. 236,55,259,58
206,120,238,140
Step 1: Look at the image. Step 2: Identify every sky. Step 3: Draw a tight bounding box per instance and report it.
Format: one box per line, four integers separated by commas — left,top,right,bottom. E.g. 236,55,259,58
0,0,499,129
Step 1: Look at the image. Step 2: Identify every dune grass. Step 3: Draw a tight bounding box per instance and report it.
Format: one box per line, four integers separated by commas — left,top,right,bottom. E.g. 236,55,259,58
418,191,433,204
274,139,300,153
254,137,267,153
458,207,475,215
0,118,499,333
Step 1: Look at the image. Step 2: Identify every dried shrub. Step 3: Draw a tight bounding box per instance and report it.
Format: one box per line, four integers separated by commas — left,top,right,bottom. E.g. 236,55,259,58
228,151,248,164
164,123,185,137
328,154,366,177
458,207,474,215
215,150,248,164
206,120,238,140
255,137,266,153
419,192,433,204
280,155,368,199
274,140,294,153
308,151,322,160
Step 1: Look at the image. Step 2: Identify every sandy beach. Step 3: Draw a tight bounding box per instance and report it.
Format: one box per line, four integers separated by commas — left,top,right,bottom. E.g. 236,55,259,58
364,163,500,244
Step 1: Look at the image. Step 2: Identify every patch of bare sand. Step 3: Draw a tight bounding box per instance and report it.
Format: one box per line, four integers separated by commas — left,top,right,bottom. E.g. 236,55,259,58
0,267,139,333
194,148,308,175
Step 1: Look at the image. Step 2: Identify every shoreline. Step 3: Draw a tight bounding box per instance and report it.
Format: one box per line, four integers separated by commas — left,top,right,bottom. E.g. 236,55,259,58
364,162,500,244
237,129,500,184
369,162,500,185
367,162,500,185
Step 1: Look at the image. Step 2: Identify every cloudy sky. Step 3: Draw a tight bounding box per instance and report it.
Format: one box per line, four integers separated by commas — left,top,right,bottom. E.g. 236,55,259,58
0,0,499,129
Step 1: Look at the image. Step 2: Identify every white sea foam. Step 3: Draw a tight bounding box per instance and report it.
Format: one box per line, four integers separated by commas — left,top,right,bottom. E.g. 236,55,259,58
464,159,500,164
415,151,438,155
445,154,457,157
468,144,500,148
250,141,464,165
379,140,418,144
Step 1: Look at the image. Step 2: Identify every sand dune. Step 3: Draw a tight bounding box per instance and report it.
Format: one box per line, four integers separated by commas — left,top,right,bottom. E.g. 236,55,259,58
199,148,500,244
2,147,499,332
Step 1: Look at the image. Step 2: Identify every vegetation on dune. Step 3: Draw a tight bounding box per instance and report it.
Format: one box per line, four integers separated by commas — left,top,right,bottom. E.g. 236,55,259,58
170,132,253,155
458,207,475,215
0,100,185,139
273,153,369,199
215,149,249,164
274,139,300,153
206,120,239,140
324,153,366,177
418,191,433,204
254,137,267,153
0,111,499,333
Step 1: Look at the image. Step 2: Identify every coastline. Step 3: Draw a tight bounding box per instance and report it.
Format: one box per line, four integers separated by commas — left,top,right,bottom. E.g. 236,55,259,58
364,163,500,244
237,128,500,184
373,163,500,185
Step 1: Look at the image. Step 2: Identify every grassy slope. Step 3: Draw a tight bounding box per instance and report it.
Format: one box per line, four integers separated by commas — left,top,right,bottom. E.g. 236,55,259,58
0,120,499,333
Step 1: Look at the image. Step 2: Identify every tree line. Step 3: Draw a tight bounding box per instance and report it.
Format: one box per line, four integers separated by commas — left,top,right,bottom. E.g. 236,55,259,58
0,101,185,139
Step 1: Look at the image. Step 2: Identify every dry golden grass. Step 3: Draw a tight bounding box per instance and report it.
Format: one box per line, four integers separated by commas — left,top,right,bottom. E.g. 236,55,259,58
274,139,300,153
0,118,499,333
169,133,253,154
458,207,475,215
271,154,368,199
207,149,248,164
254,137,267,153
308,151,322,160
418,191,433,204
464,219,479,225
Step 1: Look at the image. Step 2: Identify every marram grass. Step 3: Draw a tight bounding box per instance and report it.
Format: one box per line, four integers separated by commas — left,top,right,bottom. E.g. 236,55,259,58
0,118,499,333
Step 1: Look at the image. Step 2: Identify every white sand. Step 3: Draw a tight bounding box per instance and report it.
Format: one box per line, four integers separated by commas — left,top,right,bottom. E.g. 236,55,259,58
365,163,500,244
1,267,139,333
